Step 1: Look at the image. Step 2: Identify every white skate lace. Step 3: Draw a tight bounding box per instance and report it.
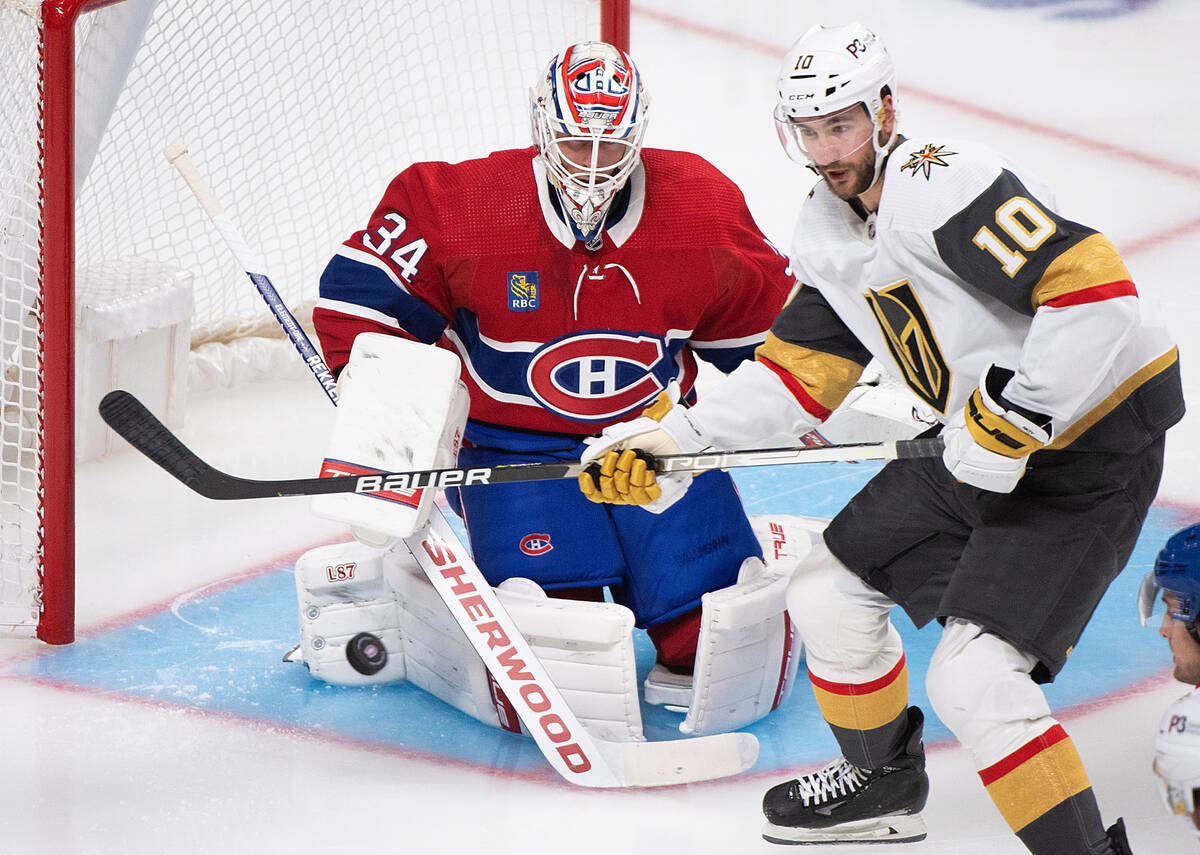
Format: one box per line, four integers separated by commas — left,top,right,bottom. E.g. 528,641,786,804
791,758,870,806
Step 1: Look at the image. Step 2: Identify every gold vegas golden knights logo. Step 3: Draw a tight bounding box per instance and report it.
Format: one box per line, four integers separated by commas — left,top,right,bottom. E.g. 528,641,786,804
864,281,950,414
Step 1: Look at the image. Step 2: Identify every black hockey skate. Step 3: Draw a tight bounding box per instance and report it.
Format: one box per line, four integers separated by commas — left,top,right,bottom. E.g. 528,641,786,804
1105,818,1133,855
762,706,929,845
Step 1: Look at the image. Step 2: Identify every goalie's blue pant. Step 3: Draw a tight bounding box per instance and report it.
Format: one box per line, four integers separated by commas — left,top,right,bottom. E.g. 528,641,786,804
446,443,760,629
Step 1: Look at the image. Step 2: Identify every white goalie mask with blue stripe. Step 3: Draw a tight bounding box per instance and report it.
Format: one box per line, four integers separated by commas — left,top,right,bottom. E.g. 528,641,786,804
531,42,650,242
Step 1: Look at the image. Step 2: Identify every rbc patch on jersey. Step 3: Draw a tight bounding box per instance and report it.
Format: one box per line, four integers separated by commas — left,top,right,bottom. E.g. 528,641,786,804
508,272,539,312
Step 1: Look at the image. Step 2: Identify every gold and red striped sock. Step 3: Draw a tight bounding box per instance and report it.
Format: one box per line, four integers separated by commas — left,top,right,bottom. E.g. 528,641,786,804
809,654,910,768
979,724,1109,854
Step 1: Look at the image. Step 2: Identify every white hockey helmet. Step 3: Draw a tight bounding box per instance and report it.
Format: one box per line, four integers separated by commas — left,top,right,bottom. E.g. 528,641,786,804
531,41,649,243
774,23,897,183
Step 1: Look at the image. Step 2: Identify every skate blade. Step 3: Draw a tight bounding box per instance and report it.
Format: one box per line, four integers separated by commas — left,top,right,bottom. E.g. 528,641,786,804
643,664,693,709
761,813,927,845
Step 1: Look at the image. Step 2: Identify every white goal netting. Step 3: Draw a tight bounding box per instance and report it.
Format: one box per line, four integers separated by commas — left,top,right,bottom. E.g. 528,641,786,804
0,0,604,638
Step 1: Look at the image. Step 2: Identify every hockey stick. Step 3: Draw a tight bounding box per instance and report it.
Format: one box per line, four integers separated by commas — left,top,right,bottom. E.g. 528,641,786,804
412,508,757,787
164,141,339,406
156,145,760,787
100,388,945,501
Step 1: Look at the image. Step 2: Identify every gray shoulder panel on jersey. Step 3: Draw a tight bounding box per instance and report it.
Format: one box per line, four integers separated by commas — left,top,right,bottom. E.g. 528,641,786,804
932,169,1099,317
770,285,872,366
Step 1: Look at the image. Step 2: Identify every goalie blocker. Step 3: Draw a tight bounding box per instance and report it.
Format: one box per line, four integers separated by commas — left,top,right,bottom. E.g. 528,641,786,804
310,332,470,542
287,515,821,738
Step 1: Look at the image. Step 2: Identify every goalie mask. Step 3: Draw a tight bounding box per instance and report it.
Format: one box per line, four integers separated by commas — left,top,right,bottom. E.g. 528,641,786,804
531,41,649,244
773,22,896,188
1140,523,1200,643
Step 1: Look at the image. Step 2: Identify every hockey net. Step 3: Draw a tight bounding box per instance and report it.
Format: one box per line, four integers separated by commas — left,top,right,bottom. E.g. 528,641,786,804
0,0,624,642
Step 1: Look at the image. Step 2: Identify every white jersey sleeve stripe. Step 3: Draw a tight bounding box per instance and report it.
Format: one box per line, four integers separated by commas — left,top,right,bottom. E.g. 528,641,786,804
336,245,412,294
314,297,403,331
690,330,770,351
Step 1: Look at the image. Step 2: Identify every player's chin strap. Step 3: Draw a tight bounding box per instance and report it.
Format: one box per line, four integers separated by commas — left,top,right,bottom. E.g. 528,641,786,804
804,130,901,195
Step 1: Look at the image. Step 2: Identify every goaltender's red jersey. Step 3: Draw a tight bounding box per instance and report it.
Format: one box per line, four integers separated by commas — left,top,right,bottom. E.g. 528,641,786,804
313,146,795,451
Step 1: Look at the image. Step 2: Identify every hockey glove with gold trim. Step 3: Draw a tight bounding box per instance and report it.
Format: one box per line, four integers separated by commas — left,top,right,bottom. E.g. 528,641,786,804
579,384,709,513
942,364,1051,494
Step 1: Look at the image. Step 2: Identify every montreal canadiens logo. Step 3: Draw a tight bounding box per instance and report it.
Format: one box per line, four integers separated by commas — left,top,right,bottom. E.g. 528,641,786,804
520,533,553,556
526,332,666,421
567,56,631,113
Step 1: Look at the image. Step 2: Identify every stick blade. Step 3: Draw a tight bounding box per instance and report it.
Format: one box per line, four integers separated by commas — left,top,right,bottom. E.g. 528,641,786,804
608,731,759,787
98,390,225,498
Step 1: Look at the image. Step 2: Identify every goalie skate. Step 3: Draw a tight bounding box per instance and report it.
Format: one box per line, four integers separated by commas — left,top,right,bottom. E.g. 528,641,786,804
761,707,928,846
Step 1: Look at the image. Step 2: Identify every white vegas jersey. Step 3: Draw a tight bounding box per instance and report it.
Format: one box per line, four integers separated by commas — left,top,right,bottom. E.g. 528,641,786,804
677,135,1182,458
765,135,1179,448
1155,685,1200,831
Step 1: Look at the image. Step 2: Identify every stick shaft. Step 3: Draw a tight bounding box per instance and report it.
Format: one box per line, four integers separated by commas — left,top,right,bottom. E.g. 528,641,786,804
165,140,339,405
100,390,943,501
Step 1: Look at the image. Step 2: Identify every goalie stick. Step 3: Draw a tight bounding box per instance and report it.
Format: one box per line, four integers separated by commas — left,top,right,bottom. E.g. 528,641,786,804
164,141,339,406
100,388,945,501
156,144,761,787
411,509,757,787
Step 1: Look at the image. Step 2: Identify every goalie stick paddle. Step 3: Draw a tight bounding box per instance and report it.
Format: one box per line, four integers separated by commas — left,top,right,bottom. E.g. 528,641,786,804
412,510,758,787
100,388,946,501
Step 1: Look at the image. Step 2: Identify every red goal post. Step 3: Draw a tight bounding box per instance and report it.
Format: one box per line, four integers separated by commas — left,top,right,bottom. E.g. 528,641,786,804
1,0,630,644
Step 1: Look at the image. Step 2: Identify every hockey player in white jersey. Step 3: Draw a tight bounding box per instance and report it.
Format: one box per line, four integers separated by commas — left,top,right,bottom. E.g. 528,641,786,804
1140,524,1200,841
578,21,1182,854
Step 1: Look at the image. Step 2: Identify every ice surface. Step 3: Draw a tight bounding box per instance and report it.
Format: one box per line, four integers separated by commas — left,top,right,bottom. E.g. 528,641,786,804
2,1,1198,852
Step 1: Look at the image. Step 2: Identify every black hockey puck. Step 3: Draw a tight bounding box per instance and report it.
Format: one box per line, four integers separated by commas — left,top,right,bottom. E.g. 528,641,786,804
346,632,388,675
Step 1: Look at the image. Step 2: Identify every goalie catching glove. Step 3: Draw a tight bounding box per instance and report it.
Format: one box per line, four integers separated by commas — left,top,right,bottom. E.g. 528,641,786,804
942,363,1052,494
579,384,710,513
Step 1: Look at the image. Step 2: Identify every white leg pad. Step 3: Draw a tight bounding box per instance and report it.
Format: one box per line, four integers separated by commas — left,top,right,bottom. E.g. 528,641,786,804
785,535,901,682
292,540,645,741
311,333,470,541
675,515,821,735
389,549,646,742
384,546,500,723
494,576,644,742
925,618,1056,768
292,540,407,686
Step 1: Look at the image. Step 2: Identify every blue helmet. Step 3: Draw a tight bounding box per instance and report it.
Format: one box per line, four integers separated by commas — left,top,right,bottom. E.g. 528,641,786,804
1140,523,1200,626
